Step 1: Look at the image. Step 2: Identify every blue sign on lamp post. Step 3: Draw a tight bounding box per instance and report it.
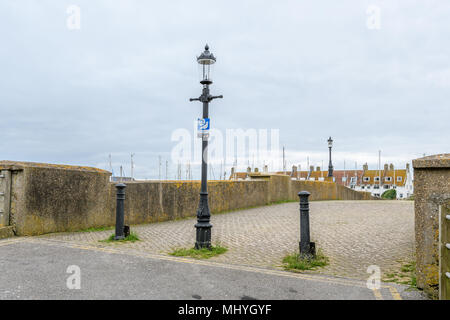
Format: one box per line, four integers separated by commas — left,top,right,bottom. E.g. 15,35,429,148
197,118,210,138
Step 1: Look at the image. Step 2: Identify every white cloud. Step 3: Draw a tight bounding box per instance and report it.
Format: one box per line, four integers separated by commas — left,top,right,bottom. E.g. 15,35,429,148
0,0,448,179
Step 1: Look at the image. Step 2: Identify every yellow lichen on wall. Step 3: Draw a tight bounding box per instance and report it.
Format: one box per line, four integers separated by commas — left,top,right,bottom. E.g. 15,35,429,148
424,263,439,299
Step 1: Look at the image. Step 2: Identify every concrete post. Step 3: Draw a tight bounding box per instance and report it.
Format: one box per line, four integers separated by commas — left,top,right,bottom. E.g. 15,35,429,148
413,153,450,298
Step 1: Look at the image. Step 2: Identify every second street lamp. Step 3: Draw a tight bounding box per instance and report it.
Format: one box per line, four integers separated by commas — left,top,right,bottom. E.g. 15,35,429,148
189,44,223,249
327,136,334,178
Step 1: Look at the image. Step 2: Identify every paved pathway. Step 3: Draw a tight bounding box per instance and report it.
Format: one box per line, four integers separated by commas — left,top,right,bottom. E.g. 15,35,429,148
42,200,415,280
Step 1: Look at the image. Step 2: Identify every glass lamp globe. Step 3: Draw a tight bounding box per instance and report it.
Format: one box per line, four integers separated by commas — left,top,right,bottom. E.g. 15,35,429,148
197,44,216,84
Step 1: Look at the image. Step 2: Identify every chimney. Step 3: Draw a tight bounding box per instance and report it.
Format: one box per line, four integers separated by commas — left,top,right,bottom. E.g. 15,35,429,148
263,165,268,173
389,163,394,170
363,163,368,171
231,167,235,175
384,164,388,172
310,165,314,172
292,165,297,174
316,166,321,171
247,166,251,173
254,167,259,173
406,163,410,171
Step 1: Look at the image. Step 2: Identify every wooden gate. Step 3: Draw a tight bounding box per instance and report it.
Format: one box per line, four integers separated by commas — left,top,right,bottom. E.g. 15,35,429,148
0,169,11,227
441,203,450,300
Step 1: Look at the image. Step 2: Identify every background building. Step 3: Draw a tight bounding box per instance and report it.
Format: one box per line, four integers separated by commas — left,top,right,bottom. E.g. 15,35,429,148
353,163,413,199
230,163,413,199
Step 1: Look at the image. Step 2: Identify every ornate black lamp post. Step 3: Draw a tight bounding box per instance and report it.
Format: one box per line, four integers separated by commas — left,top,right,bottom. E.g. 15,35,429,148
327,136,334,177
189,44,223,249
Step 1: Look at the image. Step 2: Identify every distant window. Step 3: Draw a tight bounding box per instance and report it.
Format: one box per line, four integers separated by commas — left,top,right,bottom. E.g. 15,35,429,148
350,177,357,183
318,177,324,181
399,193,403,198
363,177,370,182
384,185,389,189
397,176,403,181
342,177,347,182
361,186,365,189
374,177,380,182
374,185,379,189
385,177,392,182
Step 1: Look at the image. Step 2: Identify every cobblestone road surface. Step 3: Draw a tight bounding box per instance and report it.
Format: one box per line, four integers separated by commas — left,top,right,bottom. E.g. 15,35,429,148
42,200,415,280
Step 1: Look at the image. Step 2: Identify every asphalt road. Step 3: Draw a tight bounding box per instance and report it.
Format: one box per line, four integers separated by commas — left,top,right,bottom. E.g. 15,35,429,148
0,238,425,300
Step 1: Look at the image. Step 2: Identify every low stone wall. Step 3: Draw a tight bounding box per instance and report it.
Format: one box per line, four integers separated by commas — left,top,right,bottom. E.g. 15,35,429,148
116,179,270,225
0,161,112,236
0,161,374,236
290,180,374,201
413,154,450,298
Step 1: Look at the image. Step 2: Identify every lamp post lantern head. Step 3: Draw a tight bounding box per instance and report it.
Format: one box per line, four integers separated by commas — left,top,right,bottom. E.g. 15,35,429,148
327,136,334,177
327,136,333,148
197,44,216,85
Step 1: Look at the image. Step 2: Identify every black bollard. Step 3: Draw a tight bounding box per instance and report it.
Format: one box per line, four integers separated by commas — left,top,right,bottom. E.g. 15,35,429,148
298,191,315,258
114,183,126,240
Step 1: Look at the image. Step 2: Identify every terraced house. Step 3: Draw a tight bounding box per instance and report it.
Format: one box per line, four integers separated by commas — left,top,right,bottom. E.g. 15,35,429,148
353,163,413,199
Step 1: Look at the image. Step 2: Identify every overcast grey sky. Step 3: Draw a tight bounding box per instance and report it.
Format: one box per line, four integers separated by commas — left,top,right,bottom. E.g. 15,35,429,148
1,1,449,179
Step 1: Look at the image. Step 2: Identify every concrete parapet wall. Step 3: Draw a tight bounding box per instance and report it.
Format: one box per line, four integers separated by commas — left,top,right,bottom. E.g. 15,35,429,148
0,161,112,236
119,180,270,225
291,180,374,201
0,161,374,236
412,154,450,298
